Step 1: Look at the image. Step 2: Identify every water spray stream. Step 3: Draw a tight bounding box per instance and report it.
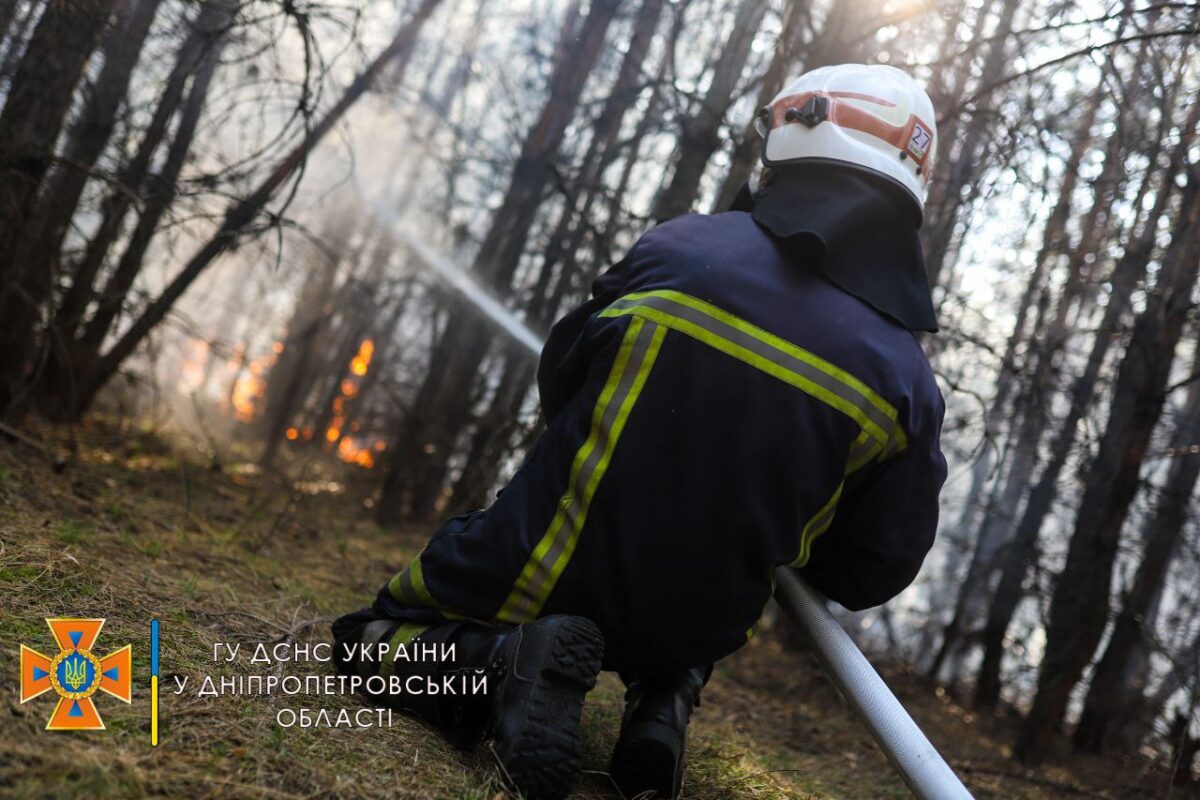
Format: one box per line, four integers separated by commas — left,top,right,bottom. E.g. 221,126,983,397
372,203,544,358
367,202,974,800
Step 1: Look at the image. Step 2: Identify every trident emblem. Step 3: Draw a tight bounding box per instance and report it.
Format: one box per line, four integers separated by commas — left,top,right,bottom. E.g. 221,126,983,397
20,618,131,731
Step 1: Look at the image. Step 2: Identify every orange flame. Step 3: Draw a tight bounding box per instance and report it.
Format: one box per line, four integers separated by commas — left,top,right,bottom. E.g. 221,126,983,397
349,339,374,377
324,338,380,467
177,339,210,394
337,436,378,468
230,342,281,423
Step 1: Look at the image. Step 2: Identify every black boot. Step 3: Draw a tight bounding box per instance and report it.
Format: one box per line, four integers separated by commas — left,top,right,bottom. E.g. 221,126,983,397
333,610,605,800
477,615,605,799
609,666,710,800
332,609,493,748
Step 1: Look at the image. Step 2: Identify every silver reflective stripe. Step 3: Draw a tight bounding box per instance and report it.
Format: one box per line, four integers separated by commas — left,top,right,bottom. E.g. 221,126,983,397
605,293,898,445
500,318,664,622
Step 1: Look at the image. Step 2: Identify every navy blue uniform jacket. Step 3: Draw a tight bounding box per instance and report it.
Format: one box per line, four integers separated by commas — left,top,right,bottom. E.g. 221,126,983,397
375,210,947,672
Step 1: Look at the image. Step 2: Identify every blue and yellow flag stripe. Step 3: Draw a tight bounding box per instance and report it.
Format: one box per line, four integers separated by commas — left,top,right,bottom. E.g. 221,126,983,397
150,618,159,747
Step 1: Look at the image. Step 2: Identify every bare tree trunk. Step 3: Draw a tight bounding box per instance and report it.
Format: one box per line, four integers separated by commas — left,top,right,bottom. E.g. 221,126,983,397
973,97,1200,712
307,236,392,443
920,0,1020,286
37,6,231,420
1072,344,1200,752
591,9,681,268
1015,169,1200,763
55,0,235,341
26,0,163,279
63,0,446,420
259,246,344,468
710,0,808,211
536,0,665,301
650,0,768,222
0,0,20,44
949,90,1129,676
335,276,414,439
449,213,575,507
928,83,1104,680
0,0,115,412
0,2,44,82
78,20,228,352
377,0,622,525
450,349,537,509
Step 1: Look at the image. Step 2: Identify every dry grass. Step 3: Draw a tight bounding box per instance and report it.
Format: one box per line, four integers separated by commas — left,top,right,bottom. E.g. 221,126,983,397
0,419,1178,798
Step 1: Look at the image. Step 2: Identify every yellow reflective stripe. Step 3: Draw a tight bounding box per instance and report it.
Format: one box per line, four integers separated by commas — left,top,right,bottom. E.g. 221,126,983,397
600,290,906,456
379,624,430,677
792,433,878,567
791,480,845,567
497,318,667,623
387,554,466,620
847,428,883,475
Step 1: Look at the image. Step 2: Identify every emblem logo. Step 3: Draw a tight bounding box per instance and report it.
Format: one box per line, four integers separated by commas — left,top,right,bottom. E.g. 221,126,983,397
20,618,132,730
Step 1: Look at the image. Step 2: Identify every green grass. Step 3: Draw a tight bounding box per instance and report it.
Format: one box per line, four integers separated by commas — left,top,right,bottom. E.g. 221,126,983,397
56,518,93,545
0,421,1159,799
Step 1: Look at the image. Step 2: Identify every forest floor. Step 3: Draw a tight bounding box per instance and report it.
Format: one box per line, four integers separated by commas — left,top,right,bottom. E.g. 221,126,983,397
0,418,1185,799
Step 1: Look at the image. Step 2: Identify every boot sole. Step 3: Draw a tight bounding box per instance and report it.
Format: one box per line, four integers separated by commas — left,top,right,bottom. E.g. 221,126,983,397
495,616,605,800
610,720,685,799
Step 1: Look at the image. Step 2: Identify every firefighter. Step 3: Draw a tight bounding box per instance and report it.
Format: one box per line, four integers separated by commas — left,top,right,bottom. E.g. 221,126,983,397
333,63,947,800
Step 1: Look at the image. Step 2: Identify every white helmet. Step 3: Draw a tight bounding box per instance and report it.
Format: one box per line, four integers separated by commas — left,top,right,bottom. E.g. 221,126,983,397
755,64,937,217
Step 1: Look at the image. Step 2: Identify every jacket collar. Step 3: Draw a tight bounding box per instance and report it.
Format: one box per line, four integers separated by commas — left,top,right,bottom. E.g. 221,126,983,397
737,164,938,333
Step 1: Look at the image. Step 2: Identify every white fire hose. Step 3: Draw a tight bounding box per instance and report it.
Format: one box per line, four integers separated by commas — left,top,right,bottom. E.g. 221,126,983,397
391,223,974,799
774,568,974,799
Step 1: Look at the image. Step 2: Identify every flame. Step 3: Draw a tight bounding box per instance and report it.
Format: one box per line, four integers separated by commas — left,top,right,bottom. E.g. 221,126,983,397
176,339,210,394
349,339,374,377
322,338,381,468
337,436,377,468
286,427,299,441
230,342,281,423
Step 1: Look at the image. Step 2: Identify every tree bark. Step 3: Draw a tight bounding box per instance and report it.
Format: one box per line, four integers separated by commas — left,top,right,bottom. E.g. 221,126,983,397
1015,168,1200,763
536,0,665,305
0,0,115,412
0,2,43,82
64,0,446,420
450,349,537,510
26,0,163,284
55,0,235,342
973,97,1200,712
377,0,623,525
0,0,20,45
259,242,344,468
920,0,1020,286
650,0,768,222
1072,344,1200,752
710,0,808,211
77,17,228,353
953,86,1128,675
928,82,1104,680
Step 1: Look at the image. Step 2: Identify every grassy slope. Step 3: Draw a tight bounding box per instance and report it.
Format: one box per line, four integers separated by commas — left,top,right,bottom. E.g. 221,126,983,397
0,421,1172,799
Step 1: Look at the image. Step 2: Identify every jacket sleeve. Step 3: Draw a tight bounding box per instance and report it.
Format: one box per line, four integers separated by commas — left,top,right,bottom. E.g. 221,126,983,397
799,401,947,612
536,249,641,422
